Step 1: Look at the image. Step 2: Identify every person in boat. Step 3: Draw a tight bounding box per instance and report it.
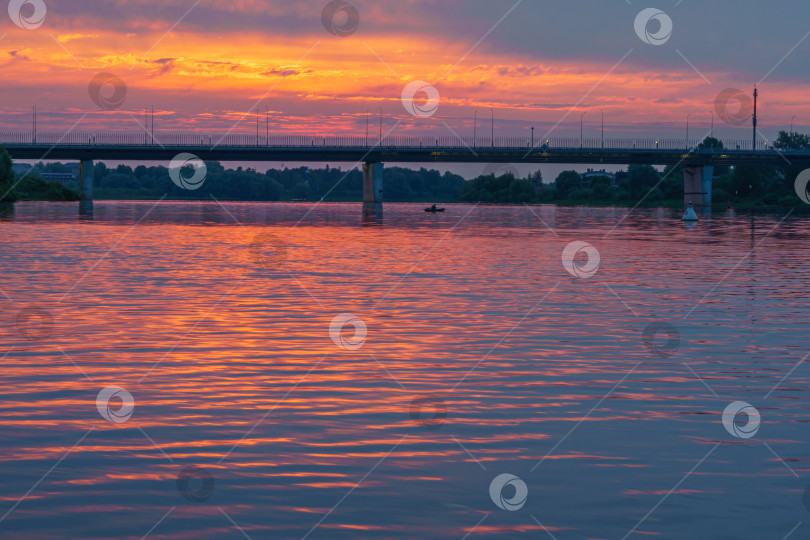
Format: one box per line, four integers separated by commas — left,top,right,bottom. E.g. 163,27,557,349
430,203,437,211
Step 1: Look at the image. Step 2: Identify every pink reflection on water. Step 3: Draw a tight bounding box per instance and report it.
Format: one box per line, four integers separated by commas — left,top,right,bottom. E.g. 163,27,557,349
0,202,808,538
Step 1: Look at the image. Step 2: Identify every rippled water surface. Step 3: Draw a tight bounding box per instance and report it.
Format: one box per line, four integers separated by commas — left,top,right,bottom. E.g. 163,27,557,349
1,201,809,540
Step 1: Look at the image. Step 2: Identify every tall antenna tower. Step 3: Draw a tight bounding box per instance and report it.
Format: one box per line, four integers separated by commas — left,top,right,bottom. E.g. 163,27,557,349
752,86,758,152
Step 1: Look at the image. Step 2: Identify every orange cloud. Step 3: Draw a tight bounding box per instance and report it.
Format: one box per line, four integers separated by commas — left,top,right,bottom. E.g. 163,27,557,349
0,21,806,139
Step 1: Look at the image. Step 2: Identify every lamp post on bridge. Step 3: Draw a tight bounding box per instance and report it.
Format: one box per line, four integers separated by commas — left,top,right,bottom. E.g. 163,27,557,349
601,110,604,150
686,113,692,149
490,108,494,148
752,86,758,152
580,112,586,148
473,110,477,148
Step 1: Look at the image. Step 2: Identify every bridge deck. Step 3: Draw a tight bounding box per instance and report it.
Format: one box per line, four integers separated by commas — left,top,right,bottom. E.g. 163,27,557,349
2,133,809,166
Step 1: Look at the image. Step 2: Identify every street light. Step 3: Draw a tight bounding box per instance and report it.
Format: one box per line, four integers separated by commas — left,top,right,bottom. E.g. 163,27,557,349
686,112,692,148
491,108,494,148
601,110,604,150
580,111,586,148
473,110,478,148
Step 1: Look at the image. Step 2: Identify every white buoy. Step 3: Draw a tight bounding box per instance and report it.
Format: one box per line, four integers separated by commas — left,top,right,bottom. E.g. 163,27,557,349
682,203,698,222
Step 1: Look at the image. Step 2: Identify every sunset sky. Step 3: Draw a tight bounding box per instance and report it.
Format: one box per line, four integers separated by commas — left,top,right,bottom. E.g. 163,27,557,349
2,0,810,142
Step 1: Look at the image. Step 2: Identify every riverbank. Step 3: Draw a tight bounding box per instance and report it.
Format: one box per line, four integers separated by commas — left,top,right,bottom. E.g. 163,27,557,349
3,177,79,202
19,195,796,214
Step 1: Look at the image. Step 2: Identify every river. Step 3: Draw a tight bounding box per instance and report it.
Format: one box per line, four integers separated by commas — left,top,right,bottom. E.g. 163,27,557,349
0,201,808,539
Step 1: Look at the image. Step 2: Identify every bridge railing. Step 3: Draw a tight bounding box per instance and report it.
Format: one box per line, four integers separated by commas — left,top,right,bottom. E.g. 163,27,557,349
0,132,778,152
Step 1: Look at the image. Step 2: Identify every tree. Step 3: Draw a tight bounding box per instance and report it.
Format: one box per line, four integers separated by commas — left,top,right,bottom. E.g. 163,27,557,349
773,130,810,151
510,178,537,203
730,165,778,199
459,172,537,203
14,176,79,201
0,145,17,202
115,164,134,176
554,170,581,199
697,136,724,151
101,173,139,190
93,162,108,188
773,130,809,197
206,161,225,174
626,164,660,199
660,174,682,200
588,175,612,187
40,162,69,173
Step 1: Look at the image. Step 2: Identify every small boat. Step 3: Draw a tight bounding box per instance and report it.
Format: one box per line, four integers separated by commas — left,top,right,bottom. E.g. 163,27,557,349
425,206,445,213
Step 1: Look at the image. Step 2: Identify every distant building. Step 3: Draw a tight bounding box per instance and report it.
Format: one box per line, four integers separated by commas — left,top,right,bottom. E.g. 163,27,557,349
12,163,32,177
581,168,615,186
12,162,79,185
65,162,80,177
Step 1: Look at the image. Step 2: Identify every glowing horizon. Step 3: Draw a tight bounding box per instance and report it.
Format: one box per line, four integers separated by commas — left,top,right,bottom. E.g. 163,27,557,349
2,1,809,141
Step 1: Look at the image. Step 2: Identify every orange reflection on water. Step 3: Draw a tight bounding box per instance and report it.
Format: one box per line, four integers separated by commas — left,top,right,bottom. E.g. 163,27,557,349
1,203,809,539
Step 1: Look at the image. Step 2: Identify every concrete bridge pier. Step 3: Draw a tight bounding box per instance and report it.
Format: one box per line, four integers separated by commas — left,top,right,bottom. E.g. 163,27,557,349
79,159,94,201
363,162,383,204
683,165,713,210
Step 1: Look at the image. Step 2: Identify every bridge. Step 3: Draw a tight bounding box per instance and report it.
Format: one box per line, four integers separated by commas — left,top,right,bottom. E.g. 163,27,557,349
4,132,809,209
